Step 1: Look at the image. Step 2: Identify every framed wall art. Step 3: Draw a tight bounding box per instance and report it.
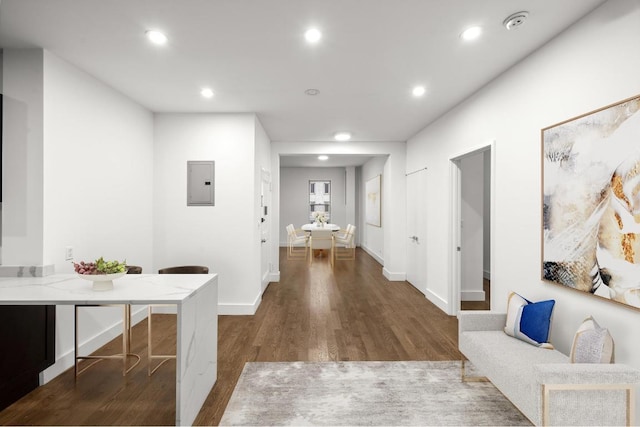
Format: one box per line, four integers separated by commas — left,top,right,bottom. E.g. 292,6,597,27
366,175,381,227
542,94,640,309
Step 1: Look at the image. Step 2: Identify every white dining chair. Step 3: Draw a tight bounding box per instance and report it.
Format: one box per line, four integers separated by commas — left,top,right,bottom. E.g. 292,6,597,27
286,224,309,260
309,229,334,266
334,225,356,261
335,224,353,240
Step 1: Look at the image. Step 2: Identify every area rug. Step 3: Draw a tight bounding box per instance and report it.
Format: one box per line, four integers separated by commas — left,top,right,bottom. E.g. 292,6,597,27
220,361,531,426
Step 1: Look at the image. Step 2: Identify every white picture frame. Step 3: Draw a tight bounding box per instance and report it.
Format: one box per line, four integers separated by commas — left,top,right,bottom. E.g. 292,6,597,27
366,175,381,227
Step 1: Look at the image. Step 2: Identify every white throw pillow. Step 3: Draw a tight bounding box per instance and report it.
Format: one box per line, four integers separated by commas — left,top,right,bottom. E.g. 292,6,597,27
570,316,615,363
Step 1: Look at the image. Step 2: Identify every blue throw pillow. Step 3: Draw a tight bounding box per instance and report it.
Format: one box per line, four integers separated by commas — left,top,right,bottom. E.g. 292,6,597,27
504,292,555,349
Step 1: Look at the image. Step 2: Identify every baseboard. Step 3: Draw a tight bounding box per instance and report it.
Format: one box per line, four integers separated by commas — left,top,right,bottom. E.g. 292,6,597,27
218,294,261,315
359,244,405,281
407,281,426,296
360,244,384,265
40,305,148,384
461,290,486,301
483,270,491,280
382,267,406,281
425,288,449,314
269,271,280,282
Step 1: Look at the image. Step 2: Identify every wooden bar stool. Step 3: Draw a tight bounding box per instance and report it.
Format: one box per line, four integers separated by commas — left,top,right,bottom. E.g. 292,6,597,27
74,265,143,377
149,265,209,375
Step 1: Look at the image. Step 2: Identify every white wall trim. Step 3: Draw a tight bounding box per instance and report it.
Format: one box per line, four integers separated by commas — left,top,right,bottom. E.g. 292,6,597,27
218,294,261,315
382,267,406,281
483,269,491,280
40,306,148,384
461,290,486,301
361,244,384,265
425,288,449,313
269,271,281,282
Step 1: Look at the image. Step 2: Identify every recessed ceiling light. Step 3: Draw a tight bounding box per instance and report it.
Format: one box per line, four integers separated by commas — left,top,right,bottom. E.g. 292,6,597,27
334,132,351,141
146,30,168,45
305,88,320,96
305,28,322,43
318,155,329,161
200,88,214,98
412,86,426,97
460,26,482,41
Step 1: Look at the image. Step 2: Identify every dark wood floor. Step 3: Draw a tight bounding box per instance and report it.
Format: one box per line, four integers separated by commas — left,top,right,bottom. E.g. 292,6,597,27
0,247,461,426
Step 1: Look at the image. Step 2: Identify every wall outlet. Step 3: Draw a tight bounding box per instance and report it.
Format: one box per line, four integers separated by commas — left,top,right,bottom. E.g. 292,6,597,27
65,246,73,261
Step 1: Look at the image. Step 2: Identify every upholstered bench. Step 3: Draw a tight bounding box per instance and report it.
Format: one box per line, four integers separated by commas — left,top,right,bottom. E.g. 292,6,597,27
458,311,640,426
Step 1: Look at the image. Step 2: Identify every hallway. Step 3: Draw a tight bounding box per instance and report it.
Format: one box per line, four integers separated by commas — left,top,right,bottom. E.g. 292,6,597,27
0,248,460,426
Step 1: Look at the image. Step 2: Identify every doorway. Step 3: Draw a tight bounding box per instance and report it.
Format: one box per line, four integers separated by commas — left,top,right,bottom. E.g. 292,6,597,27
261,169,271,291
450,144,493,314
406,168,428,295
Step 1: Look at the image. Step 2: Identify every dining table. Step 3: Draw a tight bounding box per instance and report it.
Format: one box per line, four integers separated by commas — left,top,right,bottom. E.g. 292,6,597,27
0,273,218,426
301,223,341,232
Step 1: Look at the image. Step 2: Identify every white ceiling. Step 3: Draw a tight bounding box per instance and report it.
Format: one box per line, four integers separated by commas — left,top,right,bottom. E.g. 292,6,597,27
0,0,605,156
280,154,378,168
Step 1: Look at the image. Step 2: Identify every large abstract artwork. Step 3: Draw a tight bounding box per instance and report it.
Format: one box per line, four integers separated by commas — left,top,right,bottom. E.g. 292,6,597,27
542,95,640,309
366,175,381,227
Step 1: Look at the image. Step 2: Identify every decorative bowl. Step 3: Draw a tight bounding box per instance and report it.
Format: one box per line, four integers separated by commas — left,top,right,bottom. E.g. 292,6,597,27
77,271,126,291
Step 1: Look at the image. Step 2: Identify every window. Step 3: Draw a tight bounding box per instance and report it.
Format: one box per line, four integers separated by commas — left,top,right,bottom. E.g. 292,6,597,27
309,180,331,222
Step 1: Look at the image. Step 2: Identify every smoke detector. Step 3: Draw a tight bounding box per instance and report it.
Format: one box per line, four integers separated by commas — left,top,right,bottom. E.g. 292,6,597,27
503,11,529,30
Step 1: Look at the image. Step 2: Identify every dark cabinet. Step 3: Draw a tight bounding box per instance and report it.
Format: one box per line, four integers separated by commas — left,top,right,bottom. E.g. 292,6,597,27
0,305,56,411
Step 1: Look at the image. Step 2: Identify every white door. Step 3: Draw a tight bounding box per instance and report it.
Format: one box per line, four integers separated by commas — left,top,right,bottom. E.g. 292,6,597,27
261,170,271,291
406,170,428,294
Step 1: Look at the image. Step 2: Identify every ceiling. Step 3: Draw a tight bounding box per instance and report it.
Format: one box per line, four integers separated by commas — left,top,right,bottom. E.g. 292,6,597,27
0,0,605,163
280,154,380,168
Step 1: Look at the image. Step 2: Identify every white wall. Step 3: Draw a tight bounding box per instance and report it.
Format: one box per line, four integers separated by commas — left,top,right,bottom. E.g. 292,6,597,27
406,0,640,371
271,142,406,281
153,113,263,314
460,153,484,301
2,49,155,381
279,167,347,245
360,156,387,263
42,51,154,274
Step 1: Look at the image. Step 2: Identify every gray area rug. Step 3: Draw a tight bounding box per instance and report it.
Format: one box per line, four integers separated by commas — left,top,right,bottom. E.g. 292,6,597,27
220,361,531,426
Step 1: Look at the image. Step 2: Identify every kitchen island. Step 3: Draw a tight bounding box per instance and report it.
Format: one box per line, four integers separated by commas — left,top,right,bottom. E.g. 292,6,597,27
0,273,218,426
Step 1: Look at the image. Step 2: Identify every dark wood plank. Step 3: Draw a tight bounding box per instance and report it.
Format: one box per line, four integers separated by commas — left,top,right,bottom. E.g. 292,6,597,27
0,247,460,426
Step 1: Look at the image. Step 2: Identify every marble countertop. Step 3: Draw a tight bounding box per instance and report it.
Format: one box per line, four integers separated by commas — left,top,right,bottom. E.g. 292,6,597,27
0,273,218,305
